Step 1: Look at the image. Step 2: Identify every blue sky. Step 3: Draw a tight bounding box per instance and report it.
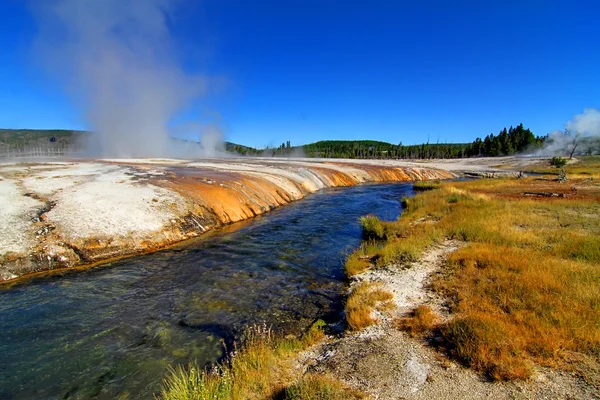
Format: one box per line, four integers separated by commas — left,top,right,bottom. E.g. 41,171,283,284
0,0,598,148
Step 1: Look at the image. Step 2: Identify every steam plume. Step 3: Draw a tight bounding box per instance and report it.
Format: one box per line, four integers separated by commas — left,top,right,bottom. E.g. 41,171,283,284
33,0,224,158
539,108,600,157
566,108,600,136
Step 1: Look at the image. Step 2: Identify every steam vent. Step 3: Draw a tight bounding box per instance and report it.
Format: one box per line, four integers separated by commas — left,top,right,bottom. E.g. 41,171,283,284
0,158,456,281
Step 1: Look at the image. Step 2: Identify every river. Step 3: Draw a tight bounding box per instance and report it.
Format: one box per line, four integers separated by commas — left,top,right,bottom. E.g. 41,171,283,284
0,182,414,399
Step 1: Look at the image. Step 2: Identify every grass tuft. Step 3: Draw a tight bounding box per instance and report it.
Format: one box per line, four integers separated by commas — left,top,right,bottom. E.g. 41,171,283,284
359,214,386,239
346,282,394,331
395,305,439,337
344,242,380,277
285,373,364,400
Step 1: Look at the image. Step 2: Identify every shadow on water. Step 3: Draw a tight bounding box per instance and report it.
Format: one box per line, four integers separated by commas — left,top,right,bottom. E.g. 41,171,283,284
0,182,415,399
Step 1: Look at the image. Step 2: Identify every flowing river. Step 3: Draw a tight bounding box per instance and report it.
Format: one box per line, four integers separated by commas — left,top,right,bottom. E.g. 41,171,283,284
0,182,414,399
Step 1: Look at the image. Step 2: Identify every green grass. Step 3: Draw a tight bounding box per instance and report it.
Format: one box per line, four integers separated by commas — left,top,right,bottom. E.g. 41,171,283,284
160,321,363,399
413,180,441,191
359,214,386,240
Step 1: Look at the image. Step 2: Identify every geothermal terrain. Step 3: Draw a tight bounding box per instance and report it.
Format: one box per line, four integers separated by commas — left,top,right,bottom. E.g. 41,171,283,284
0,157,516,282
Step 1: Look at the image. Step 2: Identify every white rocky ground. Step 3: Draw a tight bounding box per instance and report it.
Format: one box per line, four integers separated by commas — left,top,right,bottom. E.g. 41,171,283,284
0,178,43,257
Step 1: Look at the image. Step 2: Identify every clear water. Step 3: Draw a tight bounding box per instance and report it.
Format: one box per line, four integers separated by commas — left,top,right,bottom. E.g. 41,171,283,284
0,183,414,399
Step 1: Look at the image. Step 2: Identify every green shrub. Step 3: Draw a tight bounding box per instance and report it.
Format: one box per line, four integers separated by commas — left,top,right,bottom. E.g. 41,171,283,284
447,194,460,203
359,215,386,239
550,156,567,168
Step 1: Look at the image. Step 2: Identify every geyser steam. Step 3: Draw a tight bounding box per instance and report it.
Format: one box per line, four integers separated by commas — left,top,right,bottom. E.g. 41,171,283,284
541,108,600,157
33,0,222,158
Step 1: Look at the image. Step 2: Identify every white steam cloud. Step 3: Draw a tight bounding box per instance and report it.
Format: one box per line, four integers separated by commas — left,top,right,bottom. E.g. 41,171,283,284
566,108,600,136
539,108,600,157
32,0,225,158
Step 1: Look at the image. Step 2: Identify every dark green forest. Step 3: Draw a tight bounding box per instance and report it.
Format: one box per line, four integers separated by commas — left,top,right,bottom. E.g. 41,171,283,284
260,123,545,159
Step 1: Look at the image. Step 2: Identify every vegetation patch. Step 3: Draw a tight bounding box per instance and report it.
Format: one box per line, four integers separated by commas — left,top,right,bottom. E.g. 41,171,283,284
522,155,600,179
413,180,441,191
550,156,568,168
346,282,394,331
359,214,386,240
285,373,364,400
344,241,381,277
395,305,439,338
160,321,362,399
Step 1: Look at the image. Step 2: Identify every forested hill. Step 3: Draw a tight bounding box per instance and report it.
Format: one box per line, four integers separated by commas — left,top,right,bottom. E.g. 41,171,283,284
0,128,254,156
1,124,546,159
265,123,545,159
301,140,469,159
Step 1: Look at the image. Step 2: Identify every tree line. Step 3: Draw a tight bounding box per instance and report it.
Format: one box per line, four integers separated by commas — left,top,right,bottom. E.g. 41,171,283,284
233,123,545,159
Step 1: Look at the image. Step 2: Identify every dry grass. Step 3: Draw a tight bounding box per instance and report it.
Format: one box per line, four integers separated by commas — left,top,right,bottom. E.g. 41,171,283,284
521,156,600,179
285,373,365,400
160,321,362,399
437,244,600,380
344,242,379,277
395,305,439,337
350,168,600,380
346,282,394,331
345,253,372,277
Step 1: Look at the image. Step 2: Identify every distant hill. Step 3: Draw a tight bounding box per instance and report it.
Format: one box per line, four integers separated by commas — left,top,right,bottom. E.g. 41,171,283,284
0,129,255,158
2,124,567,160
265,139,471,159
304,139,469,158
0,129,88,148
266,124,546,159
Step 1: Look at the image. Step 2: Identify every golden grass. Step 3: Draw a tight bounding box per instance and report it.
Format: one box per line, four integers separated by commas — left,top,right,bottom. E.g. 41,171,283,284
521,155,600,179
436,244,600,380
285,373,365,400
346,282,394,331
345,253,372,277
160,321,361,399
395,305,439,337
350,171,600,380
344,242,380,277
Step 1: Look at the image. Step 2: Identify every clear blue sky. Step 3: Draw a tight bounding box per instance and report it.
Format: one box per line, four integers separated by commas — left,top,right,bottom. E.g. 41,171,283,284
0,0,598,148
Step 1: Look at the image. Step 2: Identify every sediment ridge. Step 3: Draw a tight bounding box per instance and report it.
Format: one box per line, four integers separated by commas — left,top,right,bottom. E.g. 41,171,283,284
0,158,456,282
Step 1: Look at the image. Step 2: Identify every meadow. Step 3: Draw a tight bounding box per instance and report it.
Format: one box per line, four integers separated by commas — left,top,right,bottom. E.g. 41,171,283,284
347,156,600,381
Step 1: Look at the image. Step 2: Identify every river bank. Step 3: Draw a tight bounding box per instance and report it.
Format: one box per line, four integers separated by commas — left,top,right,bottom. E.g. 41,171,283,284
0,182,414,398
309,164,600,399
160,158,600,399
0,156,534,283
0,157,461,282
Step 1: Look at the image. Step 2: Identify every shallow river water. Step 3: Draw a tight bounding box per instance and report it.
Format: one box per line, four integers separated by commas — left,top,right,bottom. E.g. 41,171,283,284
0,182,414,399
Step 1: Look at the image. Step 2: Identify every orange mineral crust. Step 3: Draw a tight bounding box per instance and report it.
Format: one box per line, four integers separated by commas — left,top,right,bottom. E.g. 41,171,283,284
0,158,456,282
